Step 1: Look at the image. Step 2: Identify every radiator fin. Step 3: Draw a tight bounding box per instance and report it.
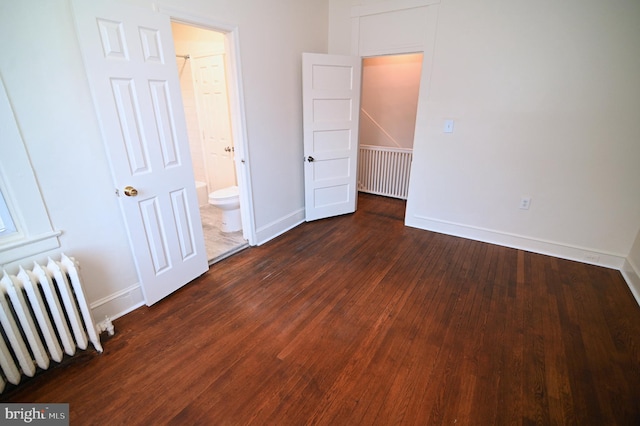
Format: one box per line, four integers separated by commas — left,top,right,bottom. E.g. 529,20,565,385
0,254,102,393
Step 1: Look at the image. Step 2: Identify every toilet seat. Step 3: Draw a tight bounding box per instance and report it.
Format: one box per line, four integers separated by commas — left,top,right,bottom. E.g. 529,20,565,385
209,186,239,203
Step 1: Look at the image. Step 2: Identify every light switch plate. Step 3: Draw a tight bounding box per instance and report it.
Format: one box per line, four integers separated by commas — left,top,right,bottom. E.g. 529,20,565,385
444,119,454,133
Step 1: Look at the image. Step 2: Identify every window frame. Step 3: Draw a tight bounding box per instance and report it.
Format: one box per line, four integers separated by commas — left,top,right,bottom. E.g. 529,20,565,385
0,187,17,237
0,76,60,266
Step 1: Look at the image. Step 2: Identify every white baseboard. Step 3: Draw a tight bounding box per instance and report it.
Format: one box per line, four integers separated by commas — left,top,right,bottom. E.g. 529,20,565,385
406,214,640,307
86,206,306,326
621,259,640,307
90,212,639,326
90,283,145,324
405,214,626,269
89,205,306,325
255,207,305,246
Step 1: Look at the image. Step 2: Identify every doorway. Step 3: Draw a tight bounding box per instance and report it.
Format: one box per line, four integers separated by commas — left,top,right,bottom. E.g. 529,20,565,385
357,53,422,204
171,22,249,264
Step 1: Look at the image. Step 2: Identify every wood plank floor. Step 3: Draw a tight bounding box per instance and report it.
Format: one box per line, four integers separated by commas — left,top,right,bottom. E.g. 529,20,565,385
3,193,640,425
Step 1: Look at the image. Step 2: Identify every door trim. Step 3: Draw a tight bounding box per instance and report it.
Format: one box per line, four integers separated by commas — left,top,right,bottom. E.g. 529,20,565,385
156,4,256,246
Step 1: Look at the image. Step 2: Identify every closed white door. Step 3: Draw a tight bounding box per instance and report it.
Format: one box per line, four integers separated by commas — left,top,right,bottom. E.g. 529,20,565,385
193,54,236,191
302,53,361,221
73,0,208,305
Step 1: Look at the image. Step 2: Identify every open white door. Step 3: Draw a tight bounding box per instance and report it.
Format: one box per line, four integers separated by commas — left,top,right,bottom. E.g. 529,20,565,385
302,53,361,221
192,54,236,192
73,0,208,305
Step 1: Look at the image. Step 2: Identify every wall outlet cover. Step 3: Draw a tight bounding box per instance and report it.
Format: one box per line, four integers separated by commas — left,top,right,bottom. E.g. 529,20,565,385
519,197,531,210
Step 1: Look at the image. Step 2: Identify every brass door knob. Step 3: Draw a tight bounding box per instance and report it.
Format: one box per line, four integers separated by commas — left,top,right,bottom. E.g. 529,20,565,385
123,186,138,197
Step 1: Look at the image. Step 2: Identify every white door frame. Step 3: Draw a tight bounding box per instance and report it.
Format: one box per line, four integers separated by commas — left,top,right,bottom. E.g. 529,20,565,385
350,1,439,222
155,5,256,246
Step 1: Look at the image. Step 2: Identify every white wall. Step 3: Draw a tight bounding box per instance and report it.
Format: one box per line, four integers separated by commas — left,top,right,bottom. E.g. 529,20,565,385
4,0,636,322
149,0,329,241
0,0,327,319
331,0,640,269
0,1,143,318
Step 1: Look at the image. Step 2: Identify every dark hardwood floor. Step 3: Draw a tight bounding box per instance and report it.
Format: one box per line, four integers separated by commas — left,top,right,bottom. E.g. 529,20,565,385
3,193,640,425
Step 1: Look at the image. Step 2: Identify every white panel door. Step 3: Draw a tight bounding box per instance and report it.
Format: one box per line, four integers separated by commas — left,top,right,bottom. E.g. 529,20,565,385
302,53,361,222
193,55,236,192
73,0,208,305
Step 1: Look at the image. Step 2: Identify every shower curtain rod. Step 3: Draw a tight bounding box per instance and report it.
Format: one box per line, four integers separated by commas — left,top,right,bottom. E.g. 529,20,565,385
176,54,190,59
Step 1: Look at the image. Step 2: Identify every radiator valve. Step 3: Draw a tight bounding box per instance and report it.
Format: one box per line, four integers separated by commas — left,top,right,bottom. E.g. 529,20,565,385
97,316,115,336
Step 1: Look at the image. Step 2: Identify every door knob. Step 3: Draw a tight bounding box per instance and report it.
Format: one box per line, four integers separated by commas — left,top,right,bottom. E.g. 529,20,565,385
307,156,315,162
123,186,138,197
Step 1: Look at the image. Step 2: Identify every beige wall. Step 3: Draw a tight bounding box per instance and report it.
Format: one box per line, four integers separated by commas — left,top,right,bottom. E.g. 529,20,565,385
174,53,203,182
331,0,640,266
359,54,422,149
171,22,225,57
171,23,226,184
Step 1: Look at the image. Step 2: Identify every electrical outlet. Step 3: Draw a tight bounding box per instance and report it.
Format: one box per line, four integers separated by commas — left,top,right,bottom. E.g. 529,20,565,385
519,197,531,210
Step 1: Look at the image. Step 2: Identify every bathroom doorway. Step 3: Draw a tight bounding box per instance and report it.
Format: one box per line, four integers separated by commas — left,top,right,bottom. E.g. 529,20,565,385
171,22,249,264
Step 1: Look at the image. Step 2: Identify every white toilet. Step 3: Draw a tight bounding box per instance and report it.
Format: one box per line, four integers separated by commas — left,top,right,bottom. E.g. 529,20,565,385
208,185,242,233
